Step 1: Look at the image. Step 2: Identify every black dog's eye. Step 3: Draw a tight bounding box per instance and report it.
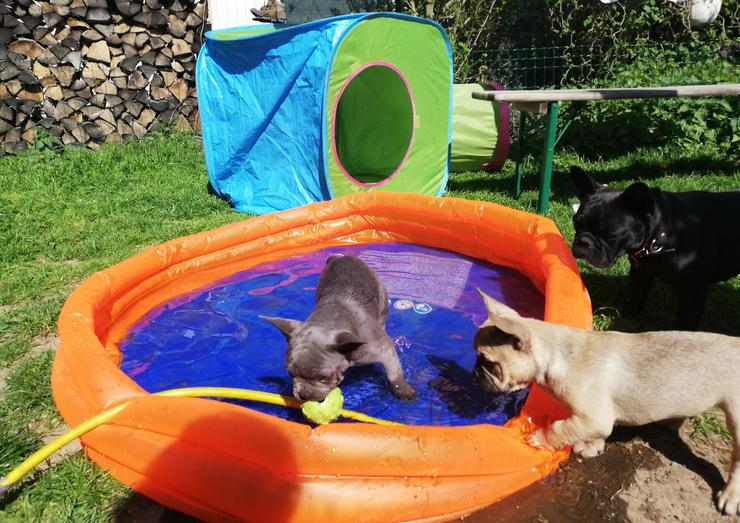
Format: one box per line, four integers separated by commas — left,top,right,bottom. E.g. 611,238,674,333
318,377,329,384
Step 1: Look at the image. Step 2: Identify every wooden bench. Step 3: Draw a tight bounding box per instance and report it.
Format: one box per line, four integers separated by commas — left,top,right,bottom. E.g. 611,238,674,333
473,83,740,214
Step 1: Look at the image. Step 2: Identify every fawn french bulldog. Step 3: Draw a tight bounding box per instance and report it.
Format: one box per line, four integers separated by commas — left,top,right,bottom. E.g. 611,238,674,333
473,290,740,515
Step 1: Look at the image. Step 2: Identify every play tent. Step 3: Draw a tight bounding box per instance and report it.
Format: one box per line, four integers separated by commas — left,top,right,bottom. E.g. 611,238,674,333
197,13,453,215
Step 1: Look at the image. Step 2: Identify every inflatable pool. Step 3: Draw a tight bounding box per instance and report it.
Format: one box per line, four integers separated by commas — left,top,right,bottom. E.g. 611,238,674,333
53,192,591,522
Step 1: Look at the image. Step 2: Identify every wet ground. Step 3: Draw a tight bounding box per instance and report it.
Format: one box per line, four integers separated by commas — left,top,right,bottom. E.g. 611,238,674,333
466,419,734,523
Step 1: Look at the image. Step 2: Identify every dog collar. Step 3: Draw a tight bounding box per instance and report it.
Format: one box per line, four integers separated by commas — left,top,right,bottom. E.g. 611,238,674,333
630,232,676,260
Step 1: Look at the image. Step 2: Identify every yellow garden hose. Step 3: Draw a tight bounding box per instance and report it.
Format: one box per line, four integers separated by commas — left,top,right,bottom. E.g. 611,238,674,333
0,386,401,495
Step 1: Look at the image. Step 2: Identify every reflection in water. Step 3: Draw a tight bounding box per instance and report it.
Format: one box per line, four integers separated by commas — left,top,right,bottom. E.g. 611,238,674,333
120,243,543,426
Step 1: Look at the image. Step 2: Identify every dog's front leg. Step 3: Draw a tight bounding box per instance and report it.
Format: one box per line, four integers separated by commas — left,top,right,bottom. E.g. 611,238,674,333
717,404,740,515
626,264,653,315
529,413,613,458
676,280,708,331
377,338,415,400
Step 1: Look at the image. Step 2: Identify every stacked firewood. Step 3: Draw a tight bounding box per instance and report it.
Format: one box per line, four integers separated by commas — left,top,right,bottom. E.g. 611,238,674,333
0,0,206,154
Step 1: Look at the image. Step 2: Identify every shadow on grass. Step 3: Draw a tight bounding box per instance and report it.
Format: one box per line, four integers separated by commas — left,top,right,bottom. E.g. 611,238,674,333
449,152,739,210
0,485,24,513
113,493,199,523
564,157,738,186
451,156,738,210
447,170,519,196
448,166,582,208
610,423,727,494
543,156,740,209
580,270,740,336
206,180,227,200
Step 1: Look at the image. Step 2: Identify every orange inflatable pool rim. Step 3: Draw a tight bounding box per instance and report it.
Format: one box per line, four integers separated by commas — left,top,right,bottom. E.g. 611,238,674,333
53,192,591,522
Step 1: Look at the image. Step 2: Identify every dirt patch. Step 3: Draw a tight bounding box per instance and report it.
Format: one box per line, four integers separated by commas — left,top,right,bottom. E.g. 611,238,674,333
35,424,82,473
0,368,10,395
30,332,60,354
34,255,82,266
465,421,734,522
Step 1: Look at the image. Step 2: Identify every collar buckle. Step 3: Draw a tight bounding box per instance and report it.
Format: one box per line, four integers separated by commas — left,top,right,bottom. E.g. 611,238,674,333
631,232,675,260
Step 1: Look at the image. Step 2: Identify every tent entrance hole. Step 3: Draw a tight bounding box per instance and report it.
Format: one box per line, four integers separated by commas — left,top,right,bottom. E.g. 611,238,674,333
333,63,415,186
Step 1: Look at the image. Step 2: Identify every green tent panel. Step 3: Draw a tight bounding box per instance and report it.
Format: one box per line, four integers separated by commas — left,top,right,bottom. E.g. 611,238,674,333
450,82,510,172
326,16,452,198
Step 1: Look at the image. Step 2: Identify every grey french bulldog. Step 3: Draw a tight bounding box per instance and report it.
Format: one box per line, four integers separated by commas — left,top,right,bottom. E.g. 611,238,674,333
262,255,416,402
473,289,740,516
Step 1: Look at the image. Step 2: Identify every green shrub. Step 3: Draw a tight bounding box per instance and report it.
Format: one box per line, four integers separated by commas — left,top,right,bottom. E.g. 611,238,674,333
561,42,739,156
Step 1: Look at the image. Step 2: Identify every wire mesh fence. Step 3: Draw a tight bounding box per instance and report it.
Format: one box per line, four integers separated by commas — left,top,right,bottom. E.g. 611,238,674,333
464,40,739,153
466,41,738,89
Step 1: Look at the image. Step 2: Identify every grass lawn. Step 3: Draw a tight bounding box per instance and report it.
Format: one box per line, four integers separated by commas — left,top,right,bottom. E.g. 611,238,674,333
0,131,738,521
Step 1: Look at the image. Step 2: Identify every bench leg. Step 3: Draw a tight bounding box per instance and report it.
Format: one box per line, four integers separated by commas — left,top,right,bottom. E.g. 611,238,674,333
537,101,559,215
513,113,527,199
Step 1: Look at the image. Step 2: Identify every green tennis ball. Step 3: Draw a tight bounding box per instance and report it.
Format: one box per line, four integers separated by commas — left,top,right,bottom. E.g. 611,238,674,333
301,388,344,425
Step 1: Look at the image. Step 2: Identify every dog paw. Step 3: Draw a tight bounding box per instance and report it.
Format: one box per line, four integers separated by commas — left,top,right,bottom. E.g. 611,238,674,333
717,487,740,515
392,382,416,401
573,439,605,458
527,429,554,451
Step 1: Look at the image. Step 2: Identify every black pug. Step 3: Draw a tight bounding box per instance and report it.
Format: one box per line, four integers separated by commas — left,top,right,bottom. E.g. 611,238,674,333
570,166,740,330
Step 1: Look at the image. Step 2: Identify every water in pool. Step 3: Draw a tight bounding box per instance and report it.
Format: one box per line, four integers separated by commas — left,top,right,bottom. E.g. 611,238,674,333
119,243,544,426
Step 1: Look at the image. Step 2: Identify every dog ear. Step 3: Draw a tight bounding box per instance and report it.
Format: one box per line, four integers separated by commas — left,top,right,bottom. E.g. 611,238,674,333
332,331,364,357
619,182,654,216
260,316,302,339
478,289,520,318
477,289,532,350
570,166,604,200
